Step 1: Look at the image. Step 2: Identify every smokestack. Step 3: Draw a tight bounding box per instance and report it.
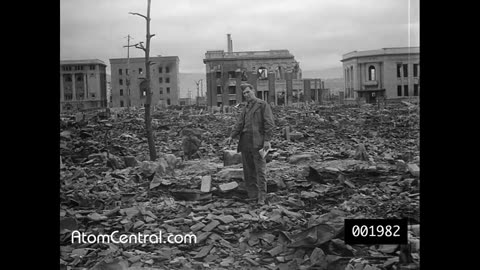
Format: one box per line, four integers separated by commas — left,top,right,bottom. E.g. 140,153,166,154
227,34,233,53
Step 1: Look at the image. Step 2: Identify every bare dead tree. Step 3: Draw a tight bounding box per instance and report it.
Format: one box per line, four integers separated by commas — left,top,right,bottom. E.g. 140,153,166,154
129,0,157,161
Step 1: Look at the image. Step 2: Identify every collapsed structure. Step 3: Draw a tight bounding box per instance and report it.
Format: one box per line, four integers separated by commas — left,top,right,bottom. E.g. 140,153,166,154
203,34,328,107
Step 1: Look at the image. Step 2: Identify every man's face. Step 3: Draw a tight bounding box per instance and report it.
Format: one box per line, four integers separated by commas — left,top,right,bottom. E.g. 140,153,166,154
243,87,255,102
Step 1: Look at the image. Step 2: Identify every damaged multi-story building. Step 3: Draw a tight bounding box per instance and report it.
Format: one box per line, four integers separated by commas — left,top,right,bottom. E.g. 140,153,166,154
203,34,327,107
109,56,180,108
341,47,420,104
60,59,108,113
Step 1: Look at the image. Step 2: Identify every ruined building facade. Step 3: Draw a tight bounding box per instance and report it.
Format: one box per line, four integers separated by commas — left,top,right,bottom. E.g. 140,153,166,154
109,56,180,108
341,47,420,104
203,34,327,107
60,59,108,113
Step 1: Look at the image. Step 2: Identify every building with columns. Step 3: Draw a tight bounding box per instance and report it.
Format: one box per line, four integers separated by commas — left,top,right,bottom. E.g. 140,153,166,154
109,56,180,108
60,59,108,113
341,47,420,104
203,34,327,107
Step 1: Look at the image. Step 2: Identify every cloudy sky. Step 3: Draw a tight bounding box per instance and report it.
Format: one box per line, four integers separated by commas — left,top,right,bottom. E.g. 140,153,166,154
60,0,419,75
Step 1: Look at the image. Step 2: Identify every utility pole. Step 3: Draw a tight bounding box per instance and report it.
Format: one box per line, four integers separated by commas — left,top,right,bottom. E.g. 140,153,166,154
195,79,203,106
129,0,157,161
123,34,134,109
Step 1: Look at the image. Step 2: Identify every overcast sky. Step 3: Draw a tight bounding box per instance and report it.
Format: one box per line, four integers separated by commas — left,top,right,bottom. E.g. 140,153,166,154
60,0,419,75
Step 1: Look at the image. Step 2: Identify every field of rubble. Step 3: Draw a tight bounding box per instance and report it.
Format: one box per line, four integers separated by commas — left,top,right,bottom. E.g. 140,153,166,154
60,102,420,270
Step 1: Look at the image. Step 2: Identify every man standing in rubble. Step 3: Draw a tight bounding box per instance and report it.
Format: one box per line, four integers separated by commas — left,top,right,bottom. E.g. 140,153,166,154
225,83,275,205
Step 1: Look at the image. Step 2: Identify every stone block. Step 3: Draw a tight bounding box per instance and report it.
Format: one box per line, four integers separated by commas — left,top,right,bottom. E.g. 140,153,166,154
407,163,420,177
219,182,239,192
124,156,139,168
217,168,244,181
288,153,317,164
289,132,304,141
223,150,242,166
201,175,212,192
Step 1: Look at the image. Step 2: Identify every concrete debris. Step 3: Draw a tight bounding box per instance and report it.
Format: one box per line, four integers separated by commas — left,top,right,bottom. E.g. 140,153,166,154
223,150,242,166
218,181,239,192
60,103,419,269
407,163,420,177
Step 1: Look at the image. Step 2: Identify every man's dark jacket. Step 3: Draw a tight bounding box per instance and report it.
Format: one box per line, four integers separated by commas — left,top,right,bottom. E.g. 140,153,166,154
230,98,275,152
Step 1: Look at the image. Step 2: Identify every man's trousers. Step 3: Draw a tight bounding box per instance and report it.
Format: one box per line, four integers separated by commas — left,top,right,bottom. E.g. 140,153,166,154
241,148,267,199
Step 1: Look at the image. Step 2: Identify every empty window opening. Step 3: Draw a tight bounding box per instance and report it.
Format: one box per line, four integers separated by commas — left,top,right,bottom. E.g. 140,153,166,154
166,77,170,83
166,67,170,73
241,70,248,81
368,66,376,81
229,86,236,94
159,67,163,73
403,85,409,96
217,86,222,94
397,85,402,96
167,87,170,94
403,64,408,77
216,71,222,78
414,64,419,77
119,79,123,85
120,89,123,96
258,67,268,80
228,71,236,79
119,69,123,75
414,84,419,96
167,98,171,105
120,100,124,107
159,77,163,83
397,64,402,78
159,87,163,95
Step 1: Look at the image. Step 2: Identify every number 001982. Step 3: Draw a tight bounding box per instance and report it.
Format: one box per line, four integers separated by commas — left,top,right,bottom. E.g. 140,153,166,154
351,225,401,237
344,219,408,245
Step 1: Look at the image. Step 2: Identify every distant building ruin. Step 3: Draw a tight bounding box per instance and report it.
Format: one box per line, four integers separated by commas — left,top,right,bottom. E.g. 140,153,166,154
60,59,108,113
341,47,420,104
203,34,327,107
109,56,180,108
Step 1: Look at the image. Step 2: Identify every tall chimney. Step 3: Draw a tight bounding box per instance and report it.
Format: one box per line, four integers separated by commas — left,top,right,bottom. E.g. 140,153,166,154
227,34,233,53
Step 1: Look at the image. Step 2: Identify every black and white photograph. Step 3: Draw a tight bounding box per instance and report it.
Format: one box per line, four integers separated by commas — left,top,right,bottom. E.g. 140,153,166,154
60,0,420,269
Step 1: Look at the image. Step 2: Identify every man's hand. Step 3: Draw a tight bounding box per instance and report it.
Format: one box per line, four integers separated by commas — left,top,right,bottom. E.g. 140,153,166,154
263,141,271,151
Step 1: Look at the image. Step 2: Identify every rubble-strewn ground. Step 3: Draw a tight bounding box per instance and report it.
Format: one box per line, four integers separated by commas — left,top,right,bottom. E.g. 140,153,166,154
60,102,420,270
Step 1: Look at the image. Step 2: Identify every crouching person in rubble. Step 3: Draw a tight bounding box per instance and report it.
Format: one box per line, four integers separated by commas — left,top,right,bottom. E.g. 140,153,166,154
225,83,275,205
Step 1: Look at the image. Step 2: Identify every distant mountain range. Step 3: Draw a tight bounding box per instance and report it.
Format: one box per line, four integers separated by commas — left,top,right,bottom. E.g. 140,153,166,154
302,66,343,79
107,67,344,98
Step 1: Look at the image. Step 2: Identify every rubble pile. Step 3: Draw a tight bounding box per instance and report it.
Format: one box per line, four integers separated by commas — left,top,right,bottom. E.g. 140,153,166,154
60,103,420,270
